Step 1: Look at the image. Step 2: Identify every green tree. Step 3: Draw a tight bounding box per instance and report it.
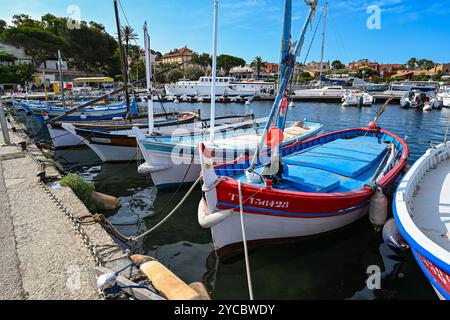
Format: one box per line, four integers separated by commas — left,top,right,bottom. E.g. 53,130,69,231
217,54,246,74
331,60,345,70
298,71,313,83
184,65,205,80
67,21,120,74
0,63,36,84
0,20,6,34
191,52,211,68
11,14,40,28
121,26,138,55
251,56,266,79
414,72,429,81
130,59,145,82
0,51,16,64
406,57,417,69
356,67,379,79
166,69,184,83
417,59,435,70
1,26,66,67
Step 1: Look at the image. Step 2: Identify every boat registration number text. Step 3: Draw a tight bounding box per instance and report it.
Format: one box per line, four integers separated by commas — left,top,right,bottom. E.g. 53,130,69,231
229,193,289,209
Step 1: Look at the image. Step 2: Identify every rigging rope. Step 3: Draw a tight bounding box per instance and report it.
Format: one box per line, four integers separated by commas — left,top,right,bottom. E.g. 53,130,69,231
238,180,254,301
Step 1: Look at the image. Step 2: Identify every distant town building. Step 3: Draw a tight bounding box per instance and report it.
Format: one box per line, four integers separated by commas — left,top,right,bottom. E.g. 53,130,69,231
429,63,450,76
161,46,193,69
379,64,403,78
306,61,330,73
263,62,279,75
230,65,255,81
348,59,380,72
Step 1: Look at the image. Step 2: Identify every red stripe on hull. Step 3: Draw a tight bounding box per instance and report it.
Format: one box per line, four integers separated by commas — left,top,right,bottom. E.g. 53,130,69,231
417,252,450,297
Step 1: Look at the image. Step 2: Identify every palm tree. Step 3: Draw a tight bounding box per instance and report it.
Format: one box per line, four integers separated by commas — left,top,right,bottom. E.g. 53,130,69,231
251,56,266,80
120,26,138,55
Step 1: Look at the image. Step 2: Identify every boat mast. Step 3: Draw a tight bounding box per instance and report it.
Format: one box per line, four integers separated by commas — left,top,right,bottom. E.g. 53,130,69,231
278,0,292,86
210,0,219,146
57,50,66,108
276,0,292,130
318,1,328,86
113,0,131,119
144,22,154,134
246,0,317,174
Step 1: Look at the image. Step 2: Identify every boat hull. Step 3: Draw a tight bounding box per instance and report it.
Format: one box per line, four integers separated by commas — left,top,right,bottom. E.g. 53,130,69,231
199,198,369,258
47,125,84,148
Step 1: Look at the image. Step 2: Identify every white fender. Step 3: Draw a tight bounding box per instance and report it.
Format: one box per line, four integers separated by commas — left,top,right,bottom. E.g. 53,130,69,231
369,187,388,231
198,143,220,216
198,198,233,228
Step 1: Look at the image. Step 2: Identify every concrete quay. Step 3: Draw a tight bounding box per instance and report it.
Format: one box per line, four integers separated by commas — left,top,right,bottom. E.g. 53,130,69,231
0,107,147,300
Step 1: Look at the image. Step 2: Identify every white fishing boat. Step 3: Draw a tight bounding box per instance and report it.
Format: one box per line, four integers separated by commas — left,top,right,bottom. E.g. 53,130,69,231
393,141,450,300
341,91,374,107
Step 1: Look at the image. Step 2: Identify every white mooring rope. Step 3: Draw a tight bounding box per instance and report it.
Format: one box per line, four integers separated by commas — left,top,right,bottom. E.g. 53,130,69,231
238,180,254,300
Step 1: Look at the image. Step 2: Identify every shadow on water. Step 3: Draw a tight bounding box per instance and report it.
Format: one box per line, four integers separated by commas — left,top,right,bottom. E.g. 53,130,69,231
48,101,446,299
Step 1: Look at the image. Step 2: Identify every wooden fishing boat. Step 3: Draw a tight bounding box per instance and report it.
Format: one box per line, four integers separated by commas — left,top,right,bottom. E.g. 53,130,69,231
49,111,197,148
198,126,409,257
393,141,450,300
15,99,129,122
62,114,252,161
196,0,409,259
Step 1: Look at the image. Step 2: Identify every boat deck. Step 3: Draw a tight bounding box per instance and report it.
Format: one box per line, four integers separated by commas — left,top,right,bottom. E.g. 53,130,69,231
236,136,390,193
412,159,450,252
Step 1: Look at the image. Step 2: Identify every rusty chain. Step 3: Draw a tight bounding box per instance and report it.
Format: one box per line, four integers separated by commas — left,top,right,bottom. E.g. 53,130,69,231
25,149,106,267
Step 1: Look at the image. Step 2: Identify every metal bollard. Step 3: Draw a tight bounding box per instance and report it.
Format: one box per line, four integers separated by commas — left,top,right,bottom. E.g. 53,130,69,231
0,97,11,145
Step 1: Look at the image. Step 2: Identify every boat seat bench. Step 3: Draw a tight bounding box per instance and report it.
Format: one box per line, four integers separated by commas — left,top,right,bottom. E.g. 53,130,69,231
283,137,388,178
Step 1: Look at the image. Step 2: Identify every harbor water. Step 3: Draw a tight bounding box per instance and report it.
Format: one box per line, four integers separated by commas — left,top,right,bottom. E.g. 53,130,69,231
21,101,449,300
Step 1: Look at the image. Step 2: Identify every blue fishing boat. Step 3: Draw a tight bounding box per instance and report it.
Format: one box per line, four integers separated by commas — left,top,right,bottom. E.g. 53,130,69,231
15,99,130,123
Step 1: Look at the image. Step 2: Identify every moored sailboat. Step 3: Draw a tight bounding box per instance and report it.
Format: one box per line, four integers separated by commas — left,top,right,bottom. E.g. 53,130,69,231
197,0,409,258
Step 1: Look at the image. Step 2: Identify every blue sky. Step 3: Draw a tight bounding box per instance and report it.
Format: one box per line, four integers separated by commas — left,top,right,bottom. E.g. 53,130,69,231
1,0,449,64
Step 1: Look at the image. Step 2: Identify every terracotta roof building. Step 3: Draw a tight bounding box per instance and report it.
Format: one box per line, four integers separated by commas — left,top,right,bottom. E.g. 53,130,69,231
348,59,380,72
161,46,193,69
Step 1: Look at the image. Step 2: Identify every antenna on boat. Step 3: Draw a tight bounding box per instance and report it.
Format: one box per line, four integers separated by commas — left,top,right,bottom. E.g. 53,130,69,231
144,21,154,134
113,0,131,121
318,1,328,87
210,0,219,146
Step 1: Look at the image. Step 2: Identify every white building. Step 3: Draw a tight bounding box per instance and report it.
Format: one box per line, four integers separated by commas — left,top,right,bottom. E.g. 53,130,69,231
230,65,256,81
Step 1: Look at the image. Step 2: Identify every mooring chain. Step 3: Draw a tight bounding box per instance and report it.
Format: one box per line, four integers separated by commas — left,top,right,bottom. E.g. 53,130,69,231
25,149,106,267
